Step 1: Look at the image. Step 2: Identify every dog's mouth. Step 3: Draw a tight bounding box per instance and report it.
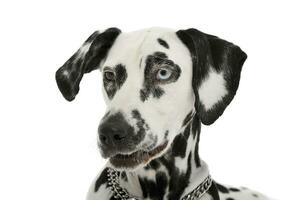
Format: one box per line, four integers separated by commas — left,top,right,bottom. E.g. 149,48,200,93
109,141,168,169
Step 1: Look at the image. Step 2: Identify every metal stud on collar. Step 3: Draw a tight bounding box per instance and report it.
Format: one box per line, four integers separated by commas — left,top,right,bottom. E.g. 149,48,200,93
107,168,212,200
107,168,134,200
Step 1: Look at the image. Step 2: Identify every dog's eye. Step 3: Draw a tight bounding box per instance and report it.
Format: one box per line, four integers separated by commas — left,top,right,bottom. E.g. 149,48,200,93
156,68,172,81
104,71,115,81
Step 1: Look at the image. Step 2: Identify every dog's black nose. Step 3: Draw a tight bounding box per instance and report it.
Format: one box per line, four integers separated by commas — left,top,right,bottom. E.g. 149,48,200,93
98,112,134,149
98,123,127,146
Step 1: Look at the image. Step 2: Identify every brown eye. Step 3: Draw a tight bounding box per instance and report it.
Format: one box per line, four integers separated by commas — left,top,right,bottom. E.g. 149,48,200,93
104,71,115,81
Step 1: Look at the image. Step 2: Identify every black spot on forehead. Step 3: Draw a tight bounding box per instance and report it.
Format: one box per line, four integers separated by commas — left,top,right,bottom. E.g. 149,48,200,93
157,38,170,49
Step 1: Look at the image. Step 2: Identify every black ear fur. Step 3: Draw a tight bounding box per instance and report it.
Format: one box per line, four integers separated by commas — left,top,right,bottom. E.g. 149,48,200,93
177,28,247,125
55,28,121,101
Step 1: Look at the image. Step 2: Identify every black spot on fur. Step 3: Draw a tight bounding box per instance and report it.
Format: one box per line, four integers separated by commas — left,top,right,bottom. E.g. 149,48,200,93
164,131,169,139
226,198,235,200
115,64,127,88
194,129,201,167
252,193,259,198
158,38,169,49
132,110,149,138
94,168,110,192
182,110,194,127
140,51,181,102
183,124,191,139
103,64,127,99
138,172,168,200
229,187,240,192
147,160,161,170
120,171,128,182
137,115,201,200
172,133,187,158
208,181,221,200
154,51,168,59
191,114,200,139
192,115,201,167
103,77,116,99
167,152,192,200
216,183,230,193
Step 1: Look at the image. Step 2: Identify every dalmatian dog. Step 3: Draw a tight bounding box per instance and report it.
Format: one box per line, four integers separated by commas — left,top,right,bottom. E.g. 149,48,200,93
56,27,271,200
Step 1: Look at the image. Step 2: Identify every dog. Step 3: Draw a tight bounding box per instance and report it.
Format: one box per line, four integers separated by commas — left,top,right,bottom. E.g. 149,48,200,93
56,27,270,200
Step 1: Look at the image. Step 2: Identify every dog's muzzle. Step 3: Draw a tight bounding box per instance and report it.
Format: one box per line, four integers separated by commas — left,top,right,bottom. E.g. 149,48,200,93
97,111,168,169
98,112,136,158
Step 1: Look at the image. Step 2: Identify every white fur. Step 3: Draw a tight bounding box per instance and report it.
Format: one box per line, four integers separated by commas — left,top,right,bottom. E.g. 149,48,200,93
198,69,227,111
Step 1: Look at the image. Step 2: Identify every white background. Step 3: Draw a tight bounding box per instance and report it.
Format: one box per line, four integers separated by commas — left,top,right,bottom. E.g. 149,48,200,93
0,0,300,200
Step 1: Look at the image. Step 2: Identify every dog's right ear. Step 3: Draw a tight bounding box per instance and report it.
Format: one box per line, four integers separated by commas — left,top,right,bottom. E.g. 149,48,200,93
55,28,121,101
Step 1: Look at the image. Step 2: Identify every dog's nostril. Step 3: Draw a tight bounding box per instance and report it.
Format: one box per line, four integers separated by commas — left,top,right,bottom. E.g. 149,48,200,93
113,134,125,141
100,135,108,143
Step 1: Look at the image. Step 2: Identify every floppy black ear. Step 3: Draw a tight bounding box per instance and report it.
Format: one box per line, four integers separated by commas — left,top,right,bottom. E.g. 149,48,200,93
55,28,121,101
177,28,247,125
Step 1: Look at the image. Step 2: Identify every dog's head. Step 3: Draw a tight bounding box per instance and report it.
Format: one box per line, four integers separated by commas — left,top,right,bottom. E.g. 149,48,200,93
56,27,247,170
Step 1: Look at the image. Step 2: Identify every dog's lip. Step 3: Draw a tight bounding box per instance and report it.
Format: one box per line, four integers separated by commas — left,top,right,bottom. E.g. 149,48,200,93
109,141,168,168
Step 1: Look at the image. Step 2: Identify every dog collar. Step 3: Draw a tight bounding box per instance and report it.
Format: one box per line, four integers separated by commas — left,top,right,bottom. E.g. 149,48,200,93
106,168,212,200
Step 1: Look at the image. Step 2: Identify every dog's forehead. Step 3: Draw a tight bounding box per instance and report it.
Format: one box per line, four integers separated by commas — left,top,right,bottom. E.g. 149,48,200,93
103,27,188,69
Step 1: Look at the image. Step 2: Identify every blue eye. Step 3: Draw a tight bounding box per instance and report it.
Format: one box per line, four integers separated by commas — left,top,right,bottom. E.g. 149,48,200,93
156,68,172,80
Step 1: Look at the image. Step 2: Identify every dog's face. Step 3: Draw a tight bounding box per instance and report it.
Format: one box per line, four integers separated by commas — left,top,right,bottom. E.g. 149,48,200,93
98,28,194,168
56,27,247,170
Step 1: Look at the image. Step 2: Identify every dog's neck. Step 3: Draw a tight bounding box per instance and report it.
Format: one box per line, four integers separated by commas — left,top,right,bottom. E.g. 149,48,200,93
119,115,215,200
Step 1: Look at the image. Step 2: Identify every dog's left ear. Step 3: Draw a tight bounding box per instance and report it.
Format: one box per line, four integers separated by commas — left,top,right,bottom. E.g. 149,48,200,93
177,28,247,125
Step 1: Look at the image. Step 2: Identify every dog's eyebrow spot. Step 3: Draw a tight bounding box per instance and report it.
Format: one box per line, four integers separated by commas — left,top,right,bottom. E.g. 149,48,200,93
153,51,168,59
157,38,169,49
